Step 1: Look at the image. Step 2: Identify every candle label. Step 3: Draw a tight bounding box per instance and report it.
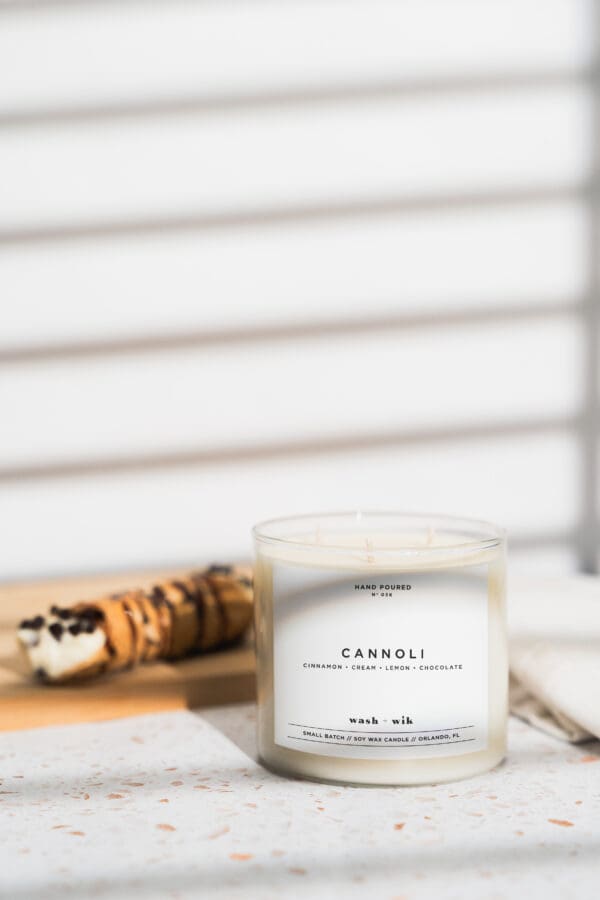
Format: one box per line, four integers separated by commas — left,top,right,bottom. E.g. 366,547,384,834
273,565,489,759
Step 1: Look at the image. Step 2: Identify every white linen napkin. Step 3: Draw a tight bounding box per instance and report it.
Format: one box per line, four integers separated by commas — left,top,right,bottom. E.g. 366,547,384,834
509,576,600,742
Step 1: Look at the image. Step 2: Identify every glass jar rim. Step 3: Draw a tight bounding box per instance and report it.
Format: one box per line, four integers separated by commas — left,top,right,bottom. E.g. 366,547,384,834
252,510,505,558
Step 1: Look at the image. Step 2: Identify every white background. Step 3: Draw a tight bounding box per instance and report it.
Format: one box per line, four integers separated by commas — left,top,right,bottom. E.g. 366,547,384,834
0,0,597,580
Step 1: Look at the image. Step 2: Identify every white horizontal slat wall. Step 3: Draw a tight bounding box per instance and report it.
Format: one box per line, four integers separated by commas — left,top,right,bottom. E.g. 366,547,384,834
0,88,588,228
0,318,581,468
1,205,585,350
0,0,595,581
0,0,589,109
0,433,579,576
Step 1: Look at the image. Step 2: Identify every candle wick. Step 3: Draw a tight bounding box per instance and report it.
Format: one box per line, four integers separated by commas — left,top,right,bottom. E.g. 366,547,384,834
365,537,375,563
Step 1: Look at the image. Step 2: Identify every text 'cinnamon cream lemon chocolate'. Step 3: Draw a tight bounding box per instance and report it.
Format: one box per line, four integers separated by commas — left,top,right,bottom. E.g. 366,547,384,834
16,565,253,683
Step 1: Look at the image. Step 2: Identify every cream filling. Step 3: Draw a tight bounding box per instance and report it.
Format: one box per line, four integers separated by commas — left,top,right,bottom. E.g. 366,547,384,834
18,617,105,679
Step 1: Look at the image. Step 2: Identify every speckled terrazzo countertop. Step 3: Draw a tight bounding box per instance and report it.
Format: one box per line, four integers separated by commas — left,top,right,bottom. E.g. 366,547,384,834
1,706,598,900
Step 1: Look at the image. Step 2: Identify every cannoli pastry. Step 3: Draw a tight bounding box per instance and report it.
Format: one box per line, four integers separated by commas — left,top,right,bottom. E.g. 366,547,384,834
17,564,253,683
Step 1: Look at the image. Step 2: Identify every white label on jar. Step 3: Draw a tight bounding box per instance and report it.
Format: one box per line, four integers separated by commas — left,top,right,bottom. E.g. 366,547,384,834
273,565,488,759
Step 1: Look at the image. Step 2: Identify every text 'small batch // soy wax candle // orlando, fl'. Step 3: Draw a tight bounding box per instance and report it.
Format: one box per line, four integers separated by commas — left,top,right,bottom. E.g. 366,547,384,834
253,512,507,786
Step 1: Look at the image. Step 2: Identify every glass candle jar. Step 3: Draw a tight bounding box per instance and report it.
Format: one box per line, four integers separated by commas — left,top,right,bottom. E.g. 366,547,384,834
253,512,507,786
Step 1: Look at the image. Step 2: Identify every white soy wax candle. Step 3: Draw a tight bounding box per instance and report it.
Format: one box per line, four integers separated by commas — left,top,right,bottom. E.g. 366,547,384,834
253,512,507,786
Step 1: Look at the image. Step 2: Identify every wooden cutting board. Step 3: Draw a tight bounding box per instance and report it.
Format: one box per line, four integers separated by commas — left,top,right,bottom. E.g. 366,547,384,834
0,567,256,732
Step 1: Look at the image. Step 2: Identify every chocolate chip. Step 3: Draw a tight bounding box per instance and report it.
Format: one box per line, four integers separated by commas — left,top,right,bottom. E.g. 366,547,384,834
81,618,96,634
34,667,47,680
19,614,46,630
50,606,72,620
207,564,232,575
68,622,82,636
48,622,63,641
80,607,104,622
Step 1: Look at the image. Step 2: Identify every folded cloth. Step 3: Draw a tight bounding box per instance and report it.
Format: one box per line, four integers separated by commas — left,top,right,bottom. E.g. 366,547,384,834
509,576,600,743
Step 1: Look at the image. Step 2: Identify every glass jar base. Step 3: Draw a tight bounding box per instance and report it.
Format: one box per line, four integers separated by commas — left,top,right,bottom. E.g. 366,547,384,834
258,748,507,787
